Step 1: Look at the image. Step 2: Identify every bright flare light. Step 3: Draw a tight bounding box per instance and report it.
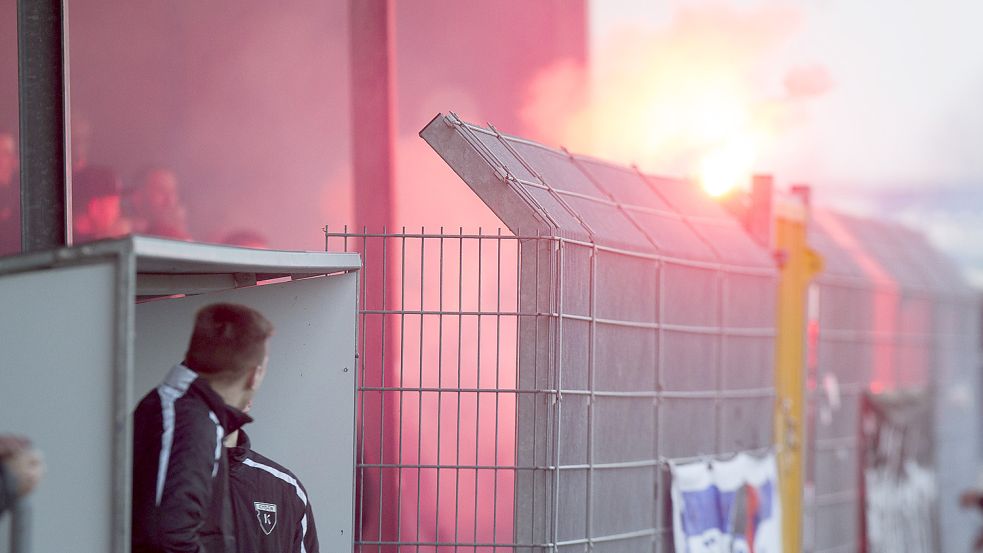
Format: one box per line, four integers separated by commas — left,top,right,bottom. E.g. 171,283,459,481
699,134,758,197
520,5,806,199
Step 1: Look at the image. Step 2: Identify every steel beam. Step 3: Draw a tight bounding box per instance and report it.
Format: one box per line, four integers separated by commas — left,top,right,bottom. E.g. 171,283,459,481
17,0,71,251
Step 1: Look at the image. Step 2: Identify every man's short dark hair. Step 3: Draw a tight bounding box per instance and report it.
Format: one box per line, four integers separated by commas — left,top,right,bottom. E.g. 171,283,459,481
186,303,274,378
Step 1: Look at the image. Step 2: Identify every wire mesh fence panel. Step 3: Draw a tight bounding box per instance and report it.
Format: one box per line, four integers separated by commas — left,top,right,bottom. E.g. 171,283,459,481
331,226,777,553
333,112,778,553
804,211,983,553
329,228,523,552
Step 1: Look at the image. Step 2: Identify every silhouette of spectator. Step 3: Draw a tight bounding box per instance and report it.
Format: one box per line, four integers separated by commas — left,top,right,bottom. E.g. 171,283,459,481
0,129,19,255
126,166,191,240
222,229,268,249
73,165,131,243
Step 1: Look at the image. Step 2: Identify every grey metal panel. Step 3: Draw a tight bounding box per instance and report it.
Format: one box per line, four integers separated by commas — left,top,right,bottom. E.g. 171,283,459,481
661,264,718,327
593,324,657,392
556,469,588,542
591,466,656,537
720,336,773,390
593,397,657,463
133,272,359,550
559,395,589,466
131,235,361,275
594,249,658,323
419,115,555,239
573,156,671,209
629,211,718,262
657,399,717,458
661,331,717,391
0,262,118,552
724,273,776,328
505,142,603,198
718,398,772,452
0,236,361,280
559,318,591,391
813,446,857,495
814,501,859,552
560,242,593,318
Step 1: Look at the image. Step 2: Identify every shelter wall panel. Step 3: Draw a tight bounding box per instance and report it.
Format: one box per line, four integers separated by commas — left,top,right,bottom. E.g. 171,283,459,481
0,262,117,552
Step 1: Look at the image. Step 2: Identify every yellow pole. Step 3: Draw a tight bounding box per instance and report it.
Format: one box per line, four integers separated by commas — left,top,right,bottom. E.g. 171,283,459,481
773,195,822,553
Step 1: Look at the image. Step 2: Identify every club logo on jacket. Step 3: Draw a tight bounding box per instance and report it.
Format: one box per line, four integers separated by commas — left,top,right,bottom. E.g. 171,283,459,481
254,501,278,535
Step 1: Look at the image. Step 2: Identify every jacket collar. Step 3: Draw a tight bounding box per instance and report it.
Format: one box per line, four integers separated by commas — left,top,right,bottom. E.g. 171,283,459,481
174,363,254,436
227,430,252,464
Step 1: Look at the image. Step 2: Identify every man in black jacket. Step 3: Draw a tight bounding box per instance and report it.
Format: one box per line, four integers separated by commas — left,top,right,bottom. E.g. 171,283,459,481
132,303,274,553
226,427,319,553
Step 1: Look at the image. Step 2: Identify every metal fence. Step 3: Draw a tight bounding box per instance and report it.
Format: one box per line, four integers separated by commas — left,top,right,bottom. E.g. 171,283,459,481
327,228,521,552
328,226,778,552
803,211,982,553
327,113,781,552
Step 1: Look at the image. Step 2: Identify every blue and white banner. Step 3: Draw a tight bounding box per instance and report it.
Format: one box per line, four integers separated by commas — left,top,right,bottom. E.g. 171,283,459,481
670,453,782,553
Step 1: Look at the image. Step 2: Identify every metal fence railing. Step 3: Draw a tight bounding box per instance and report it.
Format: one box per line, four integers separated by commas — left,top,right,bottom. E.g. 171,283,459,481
328,225,777,552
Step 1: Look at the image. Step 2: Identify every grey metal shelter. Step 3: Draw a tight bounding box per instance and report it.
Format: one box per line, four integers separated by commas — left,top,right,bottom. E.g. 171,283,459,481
0,236,360,553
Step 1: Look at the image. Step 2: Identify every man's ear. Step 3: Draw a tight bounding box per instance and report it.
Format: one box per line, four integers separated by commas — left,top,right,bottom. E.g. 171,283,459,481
246,363,266,392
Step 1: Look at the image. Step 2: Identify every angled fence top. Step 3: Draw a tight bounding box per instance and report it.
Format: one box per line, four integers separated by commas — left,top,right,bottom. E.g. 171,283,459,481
421,112,774,271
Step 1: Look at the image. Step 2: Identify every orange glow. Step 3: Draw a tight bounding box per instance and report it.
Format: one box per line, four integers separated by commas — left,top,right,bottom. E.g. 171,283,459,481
520,4,825,195
699,133,759,197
